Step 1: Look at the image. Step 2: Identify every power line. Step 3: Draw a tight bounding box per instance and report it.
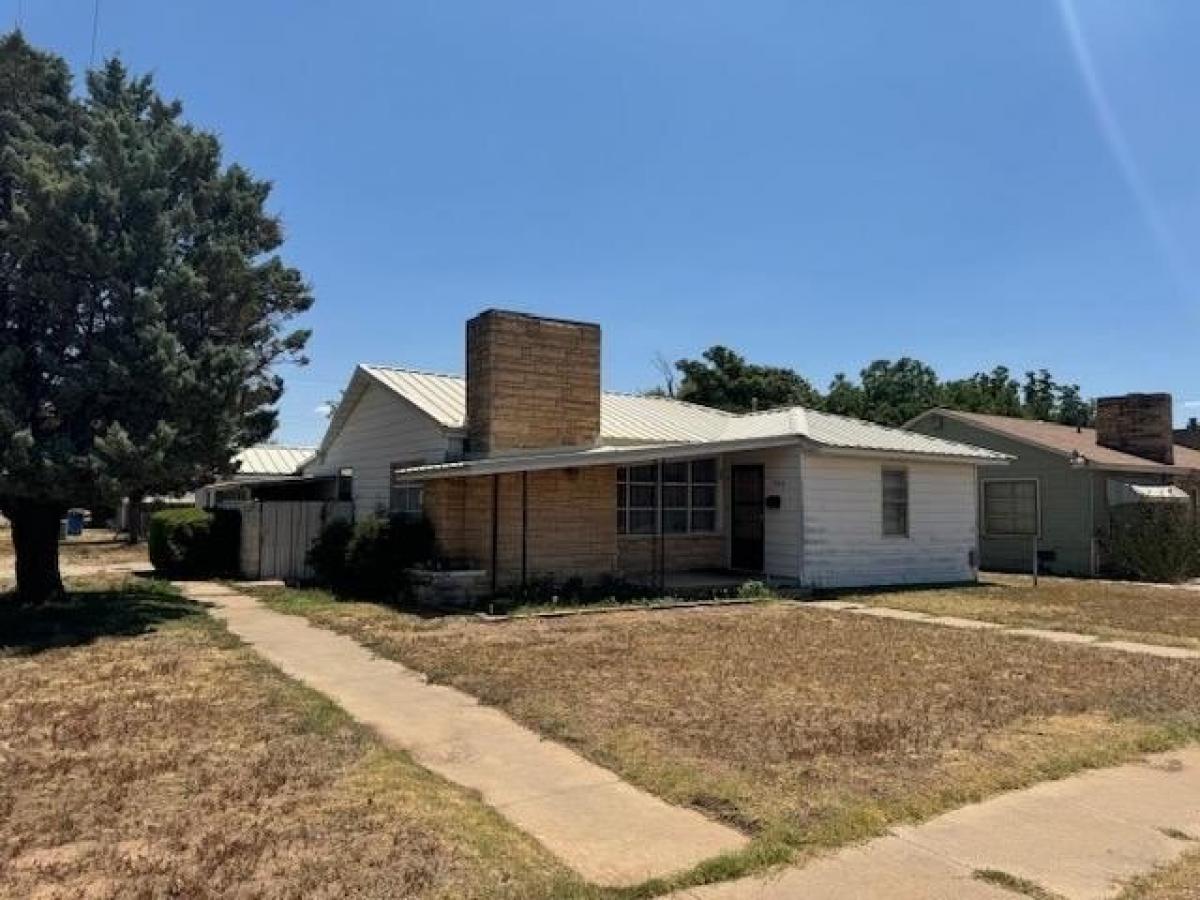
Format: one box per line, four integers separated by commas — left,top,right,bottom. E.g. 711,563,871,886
89,0,100,67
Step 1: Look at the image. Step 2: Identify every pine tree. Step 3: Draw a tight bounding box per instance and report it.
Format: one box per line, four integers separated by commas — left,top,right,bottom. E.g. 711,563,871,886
0,35,312,602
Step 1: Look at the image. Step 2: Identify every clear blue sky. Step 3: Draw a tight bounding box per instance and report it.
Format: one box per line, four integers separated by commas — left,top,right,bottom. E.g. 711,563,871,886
15,1,1200,444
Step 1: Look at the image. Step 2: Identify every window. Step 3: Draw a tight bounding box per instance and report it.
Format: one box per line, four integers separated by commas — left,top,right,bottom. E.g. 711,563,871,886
337,467,354,502
881,468,909,537
390,463,424,518
983,479,1038,536
617,458,718,535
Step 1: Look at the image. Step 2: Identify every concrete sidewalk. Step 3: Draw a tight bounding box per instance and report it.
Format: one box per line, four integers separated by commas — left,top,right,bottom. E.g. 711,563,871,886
671,747,1200,899
176,582,746,888
807,600,1200,661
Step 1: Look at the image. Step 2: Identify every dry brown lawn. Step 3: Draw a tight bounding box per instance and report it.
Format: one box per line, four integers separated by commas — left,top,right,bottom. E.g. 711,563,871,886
259,589,1200,863
0,528,148,573
1119,848,1200,899
846,574,1200,650
0,580,591,900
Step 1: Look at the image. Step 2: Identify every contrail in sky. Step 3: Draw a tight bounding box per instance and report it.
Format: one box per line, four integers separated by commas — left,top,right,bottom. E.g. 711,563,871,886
1056,0,1193,303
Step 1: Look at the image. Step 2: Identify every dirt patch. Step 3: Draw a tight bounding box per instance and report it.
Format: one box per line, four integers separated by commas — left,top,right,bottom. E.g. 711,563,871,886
847,574,1200,649
0,582,588,899
256,590,1200,860
0,528,148,577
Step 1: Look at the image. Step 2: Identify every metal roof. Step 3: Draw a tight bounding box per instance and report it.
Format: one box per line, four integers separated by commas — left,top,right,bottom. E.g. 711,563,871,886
234,445,316,477
361,366,1008,466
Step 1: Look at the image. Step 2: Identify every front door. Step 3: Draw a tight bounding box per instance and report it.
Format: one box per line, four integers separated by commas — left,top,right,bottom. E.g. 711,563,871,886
730,465,765,572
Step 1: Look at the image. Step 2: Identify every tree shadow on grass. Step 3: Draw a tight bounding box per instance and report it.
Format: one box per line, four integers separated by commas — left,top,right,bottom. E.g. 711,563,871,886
0,582,201,656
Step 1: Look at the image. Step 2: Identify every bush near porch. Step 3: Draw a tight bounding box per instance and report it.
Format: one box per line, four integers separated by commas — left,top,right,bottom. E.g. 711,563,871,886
308,515,436,600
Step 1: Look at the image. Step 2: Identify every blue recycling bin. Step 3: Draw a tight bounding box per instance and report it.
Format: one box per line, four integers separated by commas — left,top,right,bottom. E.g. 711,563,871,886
66,511,84,537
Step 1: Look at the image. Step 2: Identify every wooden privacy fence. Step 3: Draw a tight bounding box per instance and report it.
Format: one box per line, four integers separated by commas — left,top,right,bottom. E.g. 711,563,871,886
221,500,353,582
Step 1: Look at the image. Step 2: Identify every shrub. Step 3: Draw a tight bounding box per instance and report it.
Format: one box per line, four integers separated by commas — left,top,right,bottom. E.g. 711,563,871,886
306,518,354,591
737,580,773,599
1103,504,1200,583
309,515,436,600
148,508,240,578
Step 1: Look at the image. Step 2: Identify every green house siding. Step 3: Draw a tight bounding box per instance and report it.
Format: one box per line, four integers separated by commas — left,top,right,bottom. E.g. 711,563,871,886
908,415,1096,576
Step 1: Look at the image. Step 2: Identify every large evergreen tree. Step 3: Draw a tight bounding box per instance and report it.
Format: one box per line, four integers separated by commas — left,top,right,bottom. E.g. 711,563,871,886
0,35,312,603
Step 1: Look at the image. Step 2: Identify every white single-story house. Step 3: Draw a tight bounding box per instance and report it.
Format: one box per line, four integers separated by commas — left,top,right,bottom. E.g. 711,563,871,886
304,310,1009,590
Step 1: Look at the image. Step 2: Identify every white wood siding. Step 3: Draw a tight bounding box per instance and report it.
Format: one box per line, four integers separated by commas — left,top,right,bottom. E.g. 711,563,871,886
724,446,804,580
308,383,450,519
801,455,977,588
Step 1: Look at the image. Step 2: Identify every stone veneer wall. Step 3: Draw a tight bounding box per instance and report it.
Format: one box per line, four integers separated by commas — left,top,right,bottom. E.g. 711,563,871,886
465,310,602,454
424,466,618,586
1095,393,1174,465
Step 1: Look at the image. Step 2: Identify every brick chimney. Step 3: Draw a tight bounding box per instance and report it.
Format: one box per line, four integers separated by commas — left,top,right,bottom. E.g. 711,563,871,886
1094,393,1174,465
465,310,602,455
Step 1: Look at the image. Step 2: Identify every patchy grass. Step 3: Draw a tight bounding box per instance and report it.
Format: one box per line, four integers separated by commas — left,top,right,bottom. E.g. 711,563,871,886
255,586,1200,873
845,574,1200,650
974,869,1066,900
0,581,594,899
1118,849,1200,899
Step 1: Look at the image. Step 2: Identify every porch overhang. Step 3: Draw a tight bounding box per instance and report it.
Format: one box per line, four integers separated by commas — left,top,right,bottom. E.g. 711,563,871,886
394,436,804,480
395,435,1009,481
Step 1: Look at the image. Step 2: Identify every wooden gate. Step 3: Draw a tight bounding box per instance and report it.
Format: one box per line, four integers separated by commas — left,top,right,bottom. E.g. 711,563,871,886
223,500,353,582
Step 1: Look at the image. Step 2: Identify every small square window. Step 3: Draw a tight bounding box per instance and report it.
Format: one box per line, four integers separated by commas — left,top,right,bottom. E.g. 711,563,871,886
663,509,688,533
629,464,657,483
661,461,689,483
662,484,688,508
629,509,656,534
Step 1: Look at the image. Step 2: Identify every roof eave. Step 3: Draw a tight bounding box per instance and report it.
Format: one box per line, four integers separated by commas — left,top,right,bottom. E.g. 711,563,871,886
806,443,1011,466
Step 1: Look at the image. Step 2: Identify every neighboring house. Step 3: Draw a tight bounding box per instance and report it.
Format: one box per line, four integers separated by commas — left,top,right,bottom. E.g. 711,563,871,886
307,309,1008,590
1176,418,1200,451
194,444,318,508
907,397,1200,577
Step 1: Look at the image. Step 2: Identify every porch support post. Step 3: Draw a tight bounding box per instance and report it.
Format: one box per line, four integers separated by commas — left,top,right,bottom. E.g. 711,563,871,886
657,458,665,593
491,474,500,596
521,470,528,586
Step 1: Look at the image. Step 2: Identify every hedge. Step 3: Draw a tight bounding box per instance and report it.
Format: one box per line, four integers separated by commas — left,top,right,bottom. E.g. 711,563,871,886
148,507,240,578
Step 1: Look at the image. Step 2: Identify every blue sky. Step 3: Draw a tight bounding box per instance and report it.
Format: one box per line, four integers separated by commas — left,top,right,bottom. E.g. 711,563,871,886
15,1,1200,443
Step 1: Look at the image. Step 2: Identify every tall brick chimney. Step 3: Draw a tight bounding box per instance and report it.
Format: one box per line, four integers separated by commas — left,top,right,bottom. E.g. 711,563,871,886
465,310,602,455
1094,393,1174,465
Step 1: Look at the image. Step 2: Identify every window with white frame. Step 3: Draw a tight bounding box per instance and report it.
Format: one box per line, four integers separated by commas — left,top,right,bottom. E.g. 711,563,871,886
617,458,718,535
389,463,424,518
982,479,1038,536
881,467,909,537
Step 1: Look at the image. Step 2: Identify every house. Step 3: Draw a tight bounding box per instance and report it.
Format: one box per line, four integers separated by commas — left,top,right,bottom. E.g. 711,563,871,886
1177,418,1200,451
306,310,1009,590
906,397,1200,577
195,444,318,508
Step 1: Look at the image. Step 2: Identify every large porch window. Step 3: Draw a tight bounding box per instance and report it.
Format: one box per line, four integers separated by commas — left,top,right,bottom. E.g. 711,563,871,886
617,458,718,535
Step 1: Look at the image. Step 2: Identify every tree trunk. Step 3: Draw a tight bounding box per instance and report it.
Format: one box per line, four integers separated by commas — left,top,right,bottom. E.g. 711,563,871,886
7,500,65,604
126,492,144,544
